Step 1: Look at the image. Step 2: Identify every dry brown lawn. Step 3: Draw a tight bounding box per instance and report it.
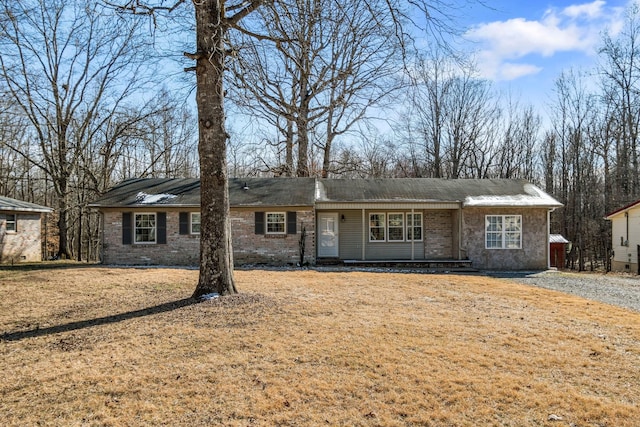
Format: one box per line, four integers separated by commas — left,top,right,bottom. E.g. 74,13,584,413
1,266,639,426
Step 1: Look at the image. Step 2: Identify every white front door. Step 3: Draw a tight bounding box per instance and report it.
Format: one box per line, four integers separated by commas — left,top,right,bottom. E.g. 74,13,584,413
318,213,339,258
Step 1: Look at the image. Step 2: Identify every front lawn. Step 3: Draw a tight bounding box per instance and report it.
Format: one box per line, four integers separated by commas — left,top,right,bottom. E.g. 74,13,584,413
1,267,639,426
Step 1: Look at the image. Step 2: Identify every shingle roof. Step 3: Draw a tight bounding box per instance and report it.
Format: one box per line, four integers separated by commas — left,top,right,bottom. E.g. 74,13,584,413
317,178,562,208
89,177,317,208
0,196,53,213
89,177,562,209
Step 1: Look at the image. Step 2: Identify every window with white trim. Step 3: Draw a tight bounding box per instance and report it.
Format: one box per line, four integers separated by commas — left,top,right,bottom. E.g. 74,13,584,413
369,213,386,241
191,212,201,234
486,215,521,249
266,212,286,234
388,213,404,241
407,213,423,241
135,213,156,243
5,214,16,232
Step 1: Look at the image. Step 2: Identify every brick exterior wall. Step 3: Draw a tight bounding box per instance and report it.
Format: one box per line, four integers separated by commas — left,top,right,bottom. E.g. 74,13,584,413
232,210,315,265
0,212,44,263
462,207,549,270
102,210,199,265
101,208,315,266
424,210,454,259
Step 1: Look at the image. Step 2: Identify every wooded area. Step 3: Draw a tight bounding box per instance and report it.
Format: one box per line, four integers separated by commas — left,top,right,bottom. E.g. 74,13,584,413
2,0,640,271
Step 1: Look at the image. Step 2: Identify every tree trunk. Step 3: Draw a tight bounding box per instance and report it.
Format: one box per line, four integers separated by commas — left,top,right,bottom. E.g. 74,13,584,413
191,0,237,298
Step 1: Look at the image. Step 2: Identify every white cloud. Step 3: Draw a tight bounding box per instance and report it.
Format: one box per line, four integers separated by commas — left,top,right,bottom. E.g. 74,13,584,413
562,0,606,18
464,1,625,81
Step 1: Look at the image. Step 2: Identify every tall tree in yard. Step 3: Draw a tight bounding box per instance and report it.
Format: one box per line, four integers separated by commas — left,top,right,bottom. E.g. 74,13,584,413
110,0,469,297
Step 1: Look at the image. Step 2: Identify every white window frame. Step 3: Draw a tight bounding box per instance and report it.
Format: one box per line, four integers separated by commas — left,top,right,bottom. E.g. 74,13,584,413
387,213,405,242
485,215,522,249
369,213,386,242
190,212,201,235
266,212,286,234
5,214,16,232
407,213,423,242
134,213,157,244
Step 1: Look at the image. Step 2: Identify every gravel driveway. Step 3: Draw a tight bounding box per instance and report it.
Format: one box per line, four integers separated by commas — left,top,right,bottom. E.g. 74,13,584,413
488,270,640,313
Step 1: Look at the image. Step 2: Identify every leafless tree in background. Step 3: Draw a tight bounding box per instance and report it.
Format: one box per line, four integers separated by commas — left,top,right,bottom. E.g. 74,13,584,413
0,0,163,259
229,0,402,178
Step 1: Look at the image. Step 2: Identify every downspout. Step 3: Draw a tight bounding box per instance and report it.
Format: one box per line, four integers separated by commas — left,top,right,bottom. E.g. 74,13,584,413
547,209,551,269
547,206,560,269
626,211,629,245
411,208,415,260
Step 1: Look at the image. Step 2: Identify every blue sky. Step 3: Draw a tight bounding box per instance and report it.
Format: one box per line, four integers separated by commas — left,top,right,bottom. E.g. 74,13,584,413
457,0,630,111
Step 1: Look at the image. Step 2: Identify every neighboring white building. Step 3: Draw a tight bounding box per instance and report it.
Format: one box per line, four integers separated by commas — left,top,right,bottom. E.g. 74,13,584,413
606,200,640,273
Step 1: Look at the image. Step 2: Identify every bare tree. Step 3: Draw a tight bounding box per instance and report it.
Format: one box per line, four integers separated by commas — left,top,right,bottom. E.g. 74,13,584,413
0,0,158,259
401,50,455,177
598,3,640,207
229,0,402,178
548,69,597,270
494,102,541,181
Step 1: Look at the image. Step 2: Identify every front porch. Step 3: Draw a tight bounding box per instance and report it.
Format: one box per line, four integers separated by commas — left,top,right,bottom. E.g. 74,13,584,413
316,258,475,271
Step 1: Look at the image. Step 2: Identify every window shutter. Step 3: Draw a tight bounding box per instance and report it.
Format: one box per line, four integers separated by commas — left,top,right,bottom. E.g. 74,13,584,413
122,212,132,245
287,211,297,235
179,212,189,235
255,212,265,234
157,212,167,244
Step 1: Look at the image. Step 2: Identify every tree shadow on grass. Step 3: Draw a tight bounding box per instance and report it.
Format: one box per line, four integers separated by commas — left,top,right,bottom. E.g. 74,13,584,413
1,297,201,342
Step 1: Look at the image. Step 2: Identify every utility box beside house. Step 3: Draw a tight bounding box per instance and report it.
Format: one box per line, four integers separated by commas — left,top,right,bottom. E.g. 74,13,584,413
549,234,569,268
0,196,53,263
606,199,640,273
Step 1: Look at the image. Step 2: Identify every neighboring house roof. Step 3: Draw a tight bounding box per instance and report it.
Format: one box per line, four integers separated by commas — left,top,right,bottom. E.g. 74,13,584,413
605,199,640,219
89,177,317,208
550,234,569,244
0,196,53,213
317,178,562,208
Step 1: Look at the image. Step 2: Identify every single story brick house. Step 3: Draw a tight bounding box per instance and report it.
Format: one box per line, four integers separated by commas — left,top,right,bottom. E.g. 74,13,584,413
0,196,53,263
89,177,562,270
606,199,640,273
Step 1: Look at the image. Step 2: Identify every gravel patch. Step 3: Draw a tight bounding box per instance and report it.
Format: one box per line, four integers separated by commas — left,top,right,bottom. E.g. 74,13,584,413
488,270,640,313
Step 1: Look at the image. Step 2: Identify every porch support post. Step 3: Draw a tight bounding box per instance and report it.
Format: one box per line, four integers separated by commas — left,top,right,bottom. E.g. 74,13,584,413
458,205,463,260
362,209,366,260
411,208,415,260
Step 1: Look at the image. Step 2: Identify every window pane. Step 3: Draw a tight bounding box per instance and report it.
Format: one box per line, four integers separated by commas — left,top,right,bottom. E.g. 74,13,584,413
369,214,384,227
369,213,385,241
135,214,156,243
505,232,521,248
6,214,16,232
486,215,522,249
388,213,404,241
407,213,422,241
486,232,502,248
388,213,403,227
266,213,285,233
504,216,521,231
191,213,201,234
486,216,502,232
